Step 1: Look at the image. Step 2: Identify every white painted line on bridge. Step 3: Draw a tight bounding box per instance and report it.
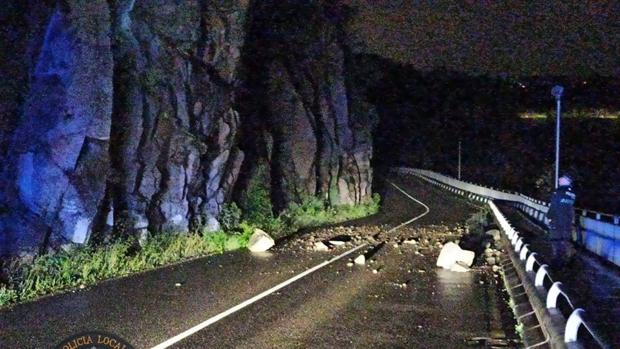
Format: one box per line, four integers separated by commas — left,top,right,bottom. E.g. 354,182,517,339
385,180,431,233
149,243,367,349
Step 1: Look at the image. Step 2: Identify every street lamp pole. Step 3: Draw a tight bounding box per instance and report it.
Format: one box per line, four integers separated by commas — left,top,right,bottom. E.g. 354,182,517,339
551,85,564,189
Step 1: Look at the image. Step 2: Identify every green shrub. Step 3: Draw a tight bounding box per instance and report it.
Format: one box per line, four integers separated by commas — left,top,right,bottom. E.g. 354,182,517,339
237,221,255,248
283,193,381,232
202,230,229,253
0,286,17,305
219,203,242,231
243,164,275,227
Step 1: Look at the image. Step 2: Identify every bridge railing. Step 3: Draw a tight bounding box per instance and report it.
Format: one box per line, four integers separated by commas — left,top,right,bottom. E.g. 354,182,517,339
393,167,620,267
393,167,609,348
489,200,609,349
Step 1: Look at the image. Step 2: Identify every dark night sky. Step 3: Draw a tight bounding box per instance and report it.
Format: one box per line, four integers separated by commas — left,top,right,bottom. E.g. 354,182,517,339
346,0,620,77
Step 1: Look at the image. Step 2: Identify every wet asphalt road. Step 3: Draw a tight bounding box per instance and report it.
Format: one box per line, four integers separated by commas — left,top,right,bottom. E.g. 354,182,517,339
0,176,515,348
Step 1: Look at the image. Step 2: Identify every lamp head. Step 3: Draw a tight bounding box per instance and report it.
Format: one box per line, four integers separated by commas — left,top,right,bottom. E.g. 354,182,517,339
551,85,564,100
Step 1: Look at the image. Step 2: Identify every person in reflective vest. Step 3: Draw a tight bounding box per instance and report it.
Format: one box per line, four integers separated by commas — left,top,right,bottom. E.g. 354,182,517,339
545,175,576,268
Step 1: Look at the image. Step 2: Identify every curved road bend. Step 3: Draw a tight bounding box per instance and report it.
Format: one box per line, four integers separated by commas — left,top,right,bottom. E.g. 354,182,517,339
1,175,515,348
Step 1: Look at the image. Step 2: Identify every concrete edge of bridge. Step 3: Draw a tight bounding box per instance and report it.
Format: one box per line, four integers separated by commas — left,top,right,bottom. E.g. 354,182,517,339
493,210,580,349
500,233,571,348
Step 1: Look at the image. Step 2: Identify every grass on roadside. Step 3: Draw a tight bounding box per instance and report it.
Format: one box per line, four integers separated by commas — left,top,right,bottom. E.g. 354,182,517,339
0,194,380,308
0,227,254,307
282,193,381,232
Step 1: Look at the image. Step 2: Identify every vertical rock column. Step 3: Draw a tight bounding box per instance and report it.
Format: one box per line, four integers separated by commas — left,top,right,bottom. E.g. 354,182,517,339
240,0,377,211
0,0,114,254
105,0,249,238
108,0,148,237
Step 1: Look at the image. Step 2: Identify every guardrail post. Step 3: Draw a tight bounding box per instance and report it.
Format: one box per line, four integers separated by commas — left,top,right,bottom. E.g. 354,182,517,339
614,216,620,225
564,308,585,343
535,264,549,287
515,238,524,253
519,244,529,261
525,253,538,272
546,281,564,309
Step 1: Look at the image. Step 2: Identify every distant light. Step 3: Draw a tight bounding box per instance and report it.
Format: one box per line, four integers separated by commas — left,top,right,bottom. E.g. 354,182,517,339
582,81,587,85
520,113,547,119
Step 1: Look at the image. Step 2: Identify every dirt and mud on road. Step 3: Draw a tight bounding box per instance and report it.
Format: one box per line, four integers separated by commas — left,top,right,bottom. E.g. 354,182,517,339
0,175,519,348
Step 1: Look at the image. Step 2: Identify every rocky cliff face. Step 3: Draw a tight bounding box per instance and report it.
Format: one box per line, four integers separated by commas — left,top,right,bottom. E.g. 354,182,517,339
0,0,376,257
238,1,376,212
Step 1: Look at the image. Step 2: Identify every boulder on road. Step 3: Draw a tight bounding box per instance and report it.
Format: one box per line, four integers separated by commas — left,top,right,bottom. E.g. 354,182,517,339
436,242,458,268
458,249,475,267
314,241,330,251
248,229,275,252
450,262,470,272
436,242,475,269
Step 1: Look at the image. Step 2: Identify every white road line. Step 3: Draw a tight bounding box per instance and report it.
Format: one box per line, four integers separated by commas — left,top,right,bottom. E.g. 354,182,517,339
385,180,431,233
149,243,367,349
151,178,427,348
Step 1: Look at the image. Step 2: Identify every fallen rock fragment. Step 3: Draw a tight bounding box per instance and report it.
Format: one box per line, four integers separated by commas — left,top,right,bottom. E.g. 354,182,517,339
313,241,330,251
354,254,366,265
329,235,352,246
485,256,496,265
248,229,275,252
485,229,501,241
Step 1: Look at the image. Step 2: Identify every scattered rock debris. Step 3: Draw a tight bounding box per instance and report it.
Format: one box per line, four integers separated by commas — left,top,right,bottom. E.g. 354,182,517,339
281,222,504,277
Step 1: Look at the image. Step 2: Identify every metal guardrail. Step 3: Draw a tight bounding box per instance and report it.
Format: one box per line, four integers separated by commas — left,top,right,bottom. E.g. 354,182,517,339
393,168,620,267
490,201,608,349
396,167,610,348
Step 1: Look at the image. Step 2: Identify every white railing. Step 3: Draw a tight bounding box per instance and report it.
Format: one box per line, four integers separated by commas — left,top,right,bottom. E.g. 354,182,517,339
489,200,608,348
394,167,620,267
394,167,611,348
